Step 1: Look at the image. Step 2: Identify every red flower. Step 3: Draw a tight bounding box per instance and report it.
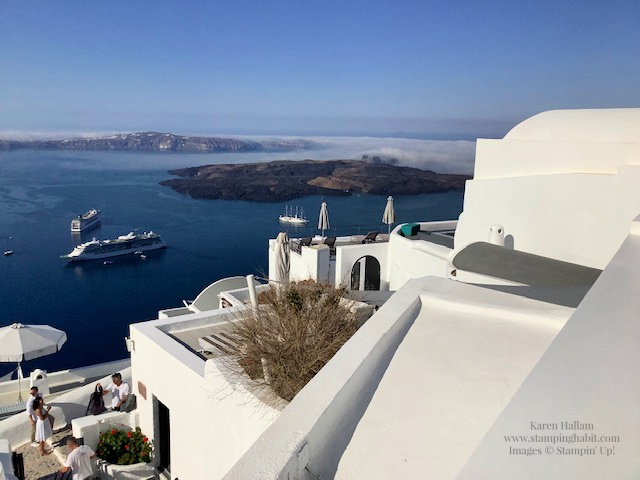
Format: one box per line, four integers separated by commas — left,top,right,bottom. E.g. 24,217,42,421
98,440,102,444
111,429,116,435
127,432,132,438
143,437,148,443
125,444,129,450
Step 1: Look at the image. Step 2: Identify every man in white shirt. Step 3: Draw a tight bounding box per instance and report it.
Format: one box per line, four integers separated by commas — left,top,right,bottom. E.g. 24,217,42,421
97,372,130,411
25,386,42,447
59,436,95,480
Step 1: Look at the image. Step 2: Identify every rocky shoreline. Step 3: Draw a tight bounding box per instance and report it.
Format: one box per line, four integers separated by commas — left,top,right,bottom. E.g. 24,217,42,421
160,159,470,202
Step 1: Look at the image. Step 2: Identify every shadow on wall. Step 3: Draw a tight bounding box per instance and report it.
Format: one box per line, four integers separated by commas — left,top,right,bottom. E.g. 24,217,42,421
505,234,514,250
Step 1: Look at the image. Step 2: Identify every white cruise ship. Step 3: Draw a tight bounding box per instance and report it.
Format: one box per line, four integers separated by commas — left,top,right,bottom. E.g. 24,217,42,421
70,208,101,232
61,231,166,262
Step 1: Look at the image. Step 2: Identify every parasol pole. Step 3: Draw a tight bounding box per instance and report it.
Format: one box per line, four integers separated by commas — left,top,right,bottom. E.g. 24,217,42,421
17,361,22,402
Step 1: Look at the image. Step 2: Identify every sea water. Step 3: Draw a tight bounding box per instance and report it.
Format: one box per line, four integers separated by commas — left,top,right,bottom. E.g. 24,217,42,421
0,150,464,374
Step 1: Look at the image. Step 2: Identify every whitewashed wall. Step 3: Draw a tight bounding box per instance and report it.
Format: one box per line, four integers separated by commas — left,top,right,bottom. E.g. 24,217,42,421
223,278,430,480
457,220,640,479
334,242,390,290
387,222,457,290
287,246,330,283
130,312,280,479
455,166,640,269
0,369,131,449
474,139,640,179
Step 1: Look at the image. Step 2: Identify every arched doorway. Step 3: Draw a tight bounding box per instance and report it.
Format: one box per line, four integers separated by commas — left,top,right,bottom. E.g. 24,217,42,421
350,255,381,291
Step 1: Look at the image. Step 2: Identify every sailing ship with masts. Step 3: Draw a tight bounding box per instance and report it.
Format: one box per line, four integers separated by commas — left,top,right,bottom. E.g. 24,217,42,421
279,205,309,225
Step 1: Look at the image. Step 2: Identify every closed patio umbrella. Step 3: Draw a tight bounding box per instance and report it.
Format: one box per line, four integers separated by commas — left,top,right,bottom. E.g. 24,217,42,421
382,196,396,234
318,201,330,237
0,323,67,401
275,232,290,287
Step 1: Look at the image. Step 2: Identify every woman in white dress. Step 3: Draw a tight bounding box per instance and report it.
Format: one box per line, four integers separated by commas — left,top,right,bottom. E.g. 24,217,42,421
34,397,53,455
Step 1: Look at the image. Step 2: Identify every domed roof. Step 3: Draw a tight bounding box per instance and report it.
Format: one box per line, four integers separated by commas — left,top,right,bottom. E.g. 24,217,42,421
504,108,640,143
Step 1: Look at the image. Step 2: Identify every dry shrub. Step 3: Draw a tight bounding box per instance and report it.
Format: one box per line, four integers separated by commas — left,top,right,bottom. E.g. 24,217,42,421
229,281,357,401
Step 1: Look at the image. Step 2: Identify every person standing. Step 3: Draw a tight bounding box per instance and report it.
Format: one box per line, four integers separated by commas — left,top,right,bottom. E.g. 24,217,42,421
25,386,42,447
33,398,53,456
59,436,96,480
98,372,130,411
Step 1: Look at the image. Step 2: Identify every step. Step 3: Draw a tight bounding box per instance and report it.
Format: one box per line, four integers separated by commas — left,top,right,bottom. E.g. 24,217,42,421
46,424,72,466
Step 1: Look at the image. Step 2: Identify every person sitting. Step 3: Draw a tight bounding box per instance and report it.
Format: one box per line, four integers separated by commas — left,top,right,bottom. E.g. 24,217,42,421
97,372,129,411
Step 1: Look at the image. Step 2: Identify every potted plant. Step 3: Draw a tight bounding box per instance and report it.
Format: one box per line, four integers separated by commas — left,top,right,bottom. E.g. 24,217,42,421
97,427,153,478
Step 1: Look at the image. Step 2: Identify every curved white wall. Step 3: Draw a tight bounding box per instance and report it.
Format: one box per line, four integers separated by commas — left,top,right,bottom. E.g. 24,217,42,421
458,109,640,269
455,167,640,269
504,108,640,143
387,222,457,290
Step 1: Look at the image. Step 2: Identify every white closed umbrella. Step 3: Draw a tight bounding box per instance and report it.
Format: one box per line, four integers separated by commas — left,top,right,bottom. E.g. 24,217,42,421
275,232,290,287
382,196,396,234
0,323,67,401
318,201,330,237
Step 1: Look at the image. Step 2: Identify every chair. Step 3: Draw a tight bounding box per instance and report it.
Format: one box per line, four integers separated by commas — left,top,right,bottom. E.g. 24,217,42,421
323,237,336,248
294,237,313,253
323,236,337,255
362,231,379,243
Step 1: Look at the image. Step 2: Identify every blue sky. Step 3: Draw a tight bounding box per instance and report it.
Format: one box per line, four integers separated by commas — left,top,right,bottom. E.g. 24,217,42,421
1,0,639,138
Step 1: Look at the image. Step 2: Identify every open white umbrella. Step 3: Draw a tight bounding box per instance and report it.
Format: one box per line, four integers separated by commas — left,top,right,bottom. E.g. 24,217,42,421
318,201,330,237
382,196,396,234
275,232,290,287
0,323,67,401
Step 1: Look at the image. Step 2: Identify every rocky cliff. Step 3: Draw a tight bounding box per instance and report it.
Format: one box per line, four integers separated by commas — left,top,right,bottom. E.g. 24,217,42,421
0,132,312,153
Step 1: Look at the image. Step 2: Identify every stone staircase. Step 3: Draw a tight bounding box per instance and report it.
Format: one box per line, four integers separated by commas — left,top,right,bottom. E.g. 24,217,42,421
47,425,72,468
14,425,71,480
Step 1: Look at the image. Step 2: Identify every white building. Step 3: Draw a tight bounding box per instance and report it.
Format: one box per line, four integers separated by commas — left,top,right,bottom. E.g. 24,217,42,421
32,108,637,479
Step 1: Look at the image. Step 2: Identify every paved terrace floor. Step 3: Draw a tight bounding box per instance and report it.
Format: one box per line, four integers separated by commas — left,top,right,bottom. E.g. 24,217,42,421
335,278,574,480
167,319,238,360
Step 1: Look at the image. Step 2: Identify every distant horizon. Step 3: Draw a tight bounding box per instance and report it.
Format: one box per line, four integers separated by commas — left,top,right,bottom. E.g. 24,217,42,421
3,1,638,139
0,126,502,143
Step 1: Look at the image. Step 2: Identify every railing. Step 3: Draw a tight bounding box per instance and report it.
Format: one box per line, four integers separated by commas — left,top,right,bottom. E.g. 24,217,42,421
0,358,131,397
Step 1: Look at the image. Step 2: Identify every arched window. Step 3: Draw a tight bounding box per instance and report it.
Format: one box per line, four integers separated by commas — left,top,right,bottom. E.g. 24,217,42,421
350,255,381,291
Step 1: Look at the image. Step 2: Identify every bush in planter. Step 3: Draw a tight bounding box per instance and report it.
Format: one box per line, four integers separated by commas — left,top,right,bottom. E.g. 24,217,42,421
229,281,357,401
97,427,152,465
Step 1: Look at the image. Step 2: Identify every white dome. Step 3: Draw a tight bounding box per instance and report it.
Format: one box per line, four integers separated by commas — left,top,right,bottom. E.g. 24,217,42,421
504,108,640,143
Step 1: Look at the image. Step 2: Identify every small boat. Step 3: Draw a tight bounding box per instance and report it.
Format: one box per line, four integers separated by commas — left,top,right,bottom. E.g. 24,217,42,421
4,250,13,256
140,255,147,260
134,251,143,255
279,205,309,225
103,260,113,265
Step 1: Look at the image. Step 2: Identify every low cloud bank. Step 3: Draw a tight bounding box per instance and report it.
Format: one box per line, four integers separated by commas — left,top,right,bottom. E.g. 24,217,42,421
308,136,475,174
0,131,476,174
